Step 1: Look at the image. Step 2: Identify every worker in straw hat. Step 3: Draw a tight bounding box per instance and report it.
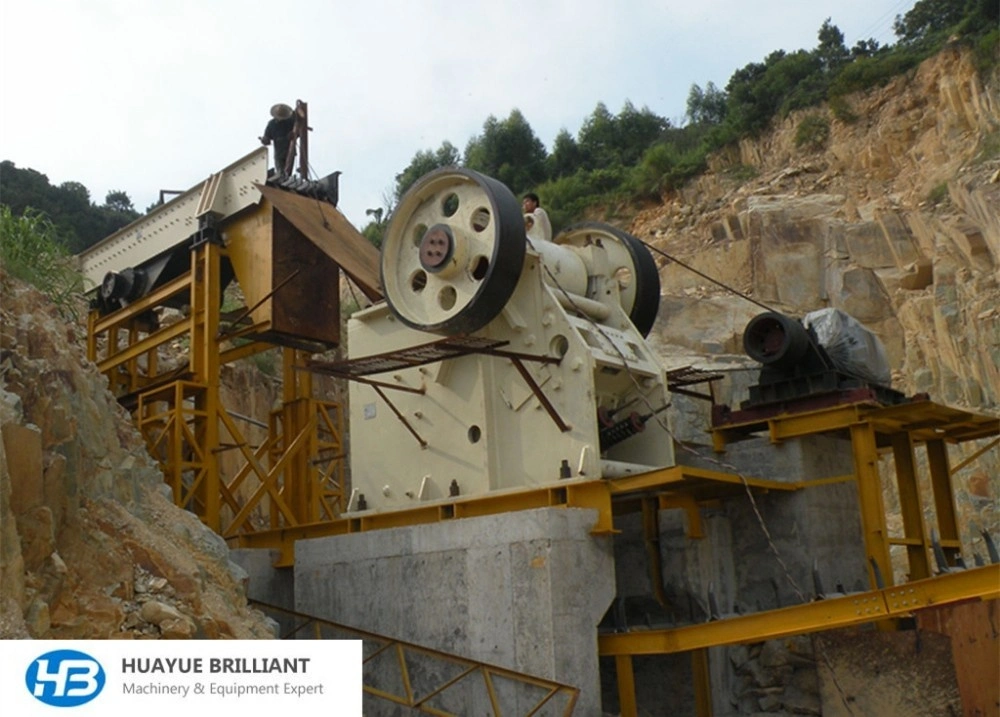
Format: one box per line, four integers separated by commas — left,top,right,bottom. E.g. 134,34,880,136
260,103,296,177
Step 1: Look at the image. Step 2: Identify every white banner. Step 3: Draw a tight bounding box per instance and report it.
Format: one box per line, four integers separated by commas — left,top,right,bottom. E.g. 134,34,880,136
1,640,361,716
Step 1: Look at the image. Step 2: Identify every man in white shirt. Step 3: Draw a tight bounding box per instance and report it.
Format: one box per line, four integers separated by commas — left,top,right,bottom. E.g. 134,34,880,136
522,192,552,242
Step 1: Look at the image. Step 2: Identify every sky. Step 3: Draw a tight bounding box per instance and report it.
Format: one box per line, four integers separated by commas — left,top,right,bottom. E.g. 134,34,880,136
0,0,915,234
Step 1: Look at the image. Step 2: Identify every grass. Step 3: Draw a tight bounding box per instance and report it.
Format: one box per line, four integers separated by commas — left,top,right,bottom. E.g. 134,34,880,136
927,182,949,205
0,206,86,319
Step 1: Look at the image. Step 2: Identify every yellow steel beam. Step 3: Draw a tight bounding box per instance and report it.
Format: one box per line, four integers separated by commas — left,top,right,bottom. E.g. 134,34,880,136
90,272,193,335
232,460,835,559
598,565,999,656
926,439,961,566
191,244,222,529
766,404,865,443
891,433,931,580
850,422,893,589
658,494,705,538
96,320,189,374
615,655,637,717
219,337,274,365
606,464,796,496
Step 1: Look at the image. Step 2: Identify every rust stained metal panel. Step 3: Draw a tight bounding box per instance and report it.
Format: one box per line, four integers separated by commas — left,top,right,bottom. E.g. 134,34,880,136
270,211,340,346
258,185,383,301
917,599,999,717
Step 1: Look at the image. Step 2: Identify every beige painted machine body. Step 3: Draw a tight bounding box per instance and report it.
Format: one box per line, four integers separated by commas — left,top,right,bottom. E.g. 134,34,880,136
347,235,675,513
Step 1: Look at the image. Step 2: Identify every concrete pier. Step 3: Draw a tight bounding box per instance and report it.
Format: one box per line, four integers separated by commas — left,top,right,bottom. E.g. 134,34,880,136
294,507,616,715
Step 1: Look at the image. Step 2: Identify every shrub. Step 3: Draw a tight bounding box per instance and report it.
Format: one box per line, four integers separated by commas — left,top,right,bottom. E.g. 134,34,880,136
828,95,859,124
794,114,831,151
0,206,85,318
973,129,1000,164
927,182,949,205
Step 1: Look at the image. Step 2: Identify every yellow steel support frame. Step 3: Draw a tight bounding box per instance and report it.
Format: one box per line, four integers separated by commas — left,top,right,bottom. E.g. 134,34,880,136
712,404,981,591
890,433,931,580
598,565,1000,657
927,439,961,566
86,240,344,543
850,422,894,590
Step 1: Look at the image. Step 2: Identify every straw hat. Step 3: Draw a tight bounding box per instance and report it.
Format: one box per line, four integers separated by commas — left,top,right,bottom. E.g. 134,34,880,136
270,103,293,120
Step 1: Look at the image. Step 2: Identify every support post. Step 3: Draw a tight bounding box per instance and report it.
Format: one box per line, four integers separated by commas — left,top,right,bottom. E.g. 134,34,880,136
927,439,961,567
615,655,637,717
850,422,893,589
891,433,931,580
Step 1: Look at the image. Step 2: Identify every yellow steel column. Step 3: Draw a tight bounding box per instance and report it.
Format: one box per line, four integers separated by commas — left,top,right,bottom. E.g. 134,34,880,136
926,439,961,567
850,422,893,588
692,649,713,717
281,348,317,525
169,381,185,506
891,433,931,580
190,243,222,531
614,655,638,717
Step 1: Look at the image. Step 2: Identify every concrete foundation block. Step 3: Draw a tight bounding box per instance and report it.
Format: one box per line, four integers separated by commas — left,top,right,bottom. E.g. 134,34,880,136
295,507,615,716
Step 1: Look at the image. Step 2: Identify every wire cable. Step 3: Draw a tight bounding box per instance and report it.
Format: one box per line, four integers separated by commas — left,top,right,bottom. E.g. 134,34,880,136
535,234,857,715
639,239,779,314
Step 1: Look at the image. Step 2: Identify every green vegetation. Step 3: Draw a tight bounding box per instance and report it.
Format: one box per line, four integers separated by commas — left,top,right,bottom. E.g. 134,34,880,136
974,129,1000,163
0,206,85,319
4,1,995,257
795,115,831,151
927,182,950,205
828,95,859,124
368,0,997,238
0,161,140,253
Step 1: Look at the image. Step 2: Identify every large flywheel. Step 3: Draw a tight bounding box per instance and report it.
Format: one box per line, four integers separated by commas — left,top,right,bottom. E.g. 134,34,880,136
554,222,661,337
381,168,526,335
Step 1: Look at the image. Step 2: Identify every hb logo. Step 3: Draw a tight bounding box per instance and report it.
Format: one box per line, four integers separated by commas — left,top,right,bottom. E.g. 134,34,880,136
25,650,106,707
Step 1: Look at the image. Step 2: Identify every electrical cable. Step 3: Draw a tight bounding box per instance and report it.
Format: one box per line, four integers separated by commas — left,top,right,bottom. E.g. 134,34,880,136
639,239,779,314
535,233,858,715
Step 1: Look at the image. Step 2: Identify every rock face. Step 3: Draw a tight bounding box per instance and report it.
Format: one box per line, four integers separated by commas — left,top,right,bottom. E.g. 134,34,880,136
632,46,998,557
0,274,275,639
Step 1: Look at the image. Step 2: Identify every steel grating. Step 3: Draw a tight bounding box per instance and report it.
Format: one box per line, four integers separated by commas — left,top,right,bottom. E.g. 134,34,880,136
305,336,512,379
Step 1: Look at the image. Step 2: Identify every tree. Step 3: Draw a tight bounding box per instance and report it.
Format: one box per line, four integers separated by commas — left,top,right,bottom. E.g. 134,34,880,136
578,101,669,170
546,129,583,180
104,190,135,214
893,0,966,43
577,102,616,169
0,161,141,252
394,141,460,201
850,38,882,58
816,19,849,72
614,101,670,166
463,109,547,193
685,82,728,126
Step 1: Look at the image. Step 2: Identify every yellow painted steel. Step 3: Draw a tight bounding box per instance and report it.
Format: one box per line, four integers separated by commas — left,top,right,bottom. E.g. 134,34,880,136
891,433,931,580
614,655,637,717
250,599,580,716
927,438,961,567
598,564,999,657
86,209,345,541
711,400,998,592
234,463,797,565
850,421,894,590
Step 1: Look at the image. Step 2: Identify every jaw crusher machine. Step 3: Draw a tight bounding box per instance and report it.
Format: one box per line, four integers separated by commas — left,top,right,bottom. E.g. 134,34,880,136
345,168,674,512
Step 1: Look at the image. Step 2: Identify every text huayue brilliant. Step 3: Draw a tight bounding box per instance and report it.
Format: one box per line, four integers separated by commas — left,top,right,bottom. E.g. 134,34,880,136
122,658,310,674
